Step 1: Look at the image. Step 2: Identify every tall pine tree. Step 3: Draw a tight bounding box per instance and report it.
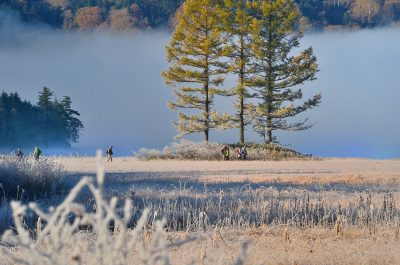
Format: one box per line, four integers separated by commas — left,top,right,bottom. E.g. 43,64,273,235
37,87,53,111
37,87,55,145
162,0,231,142
37,87,84,146
60,96,84,144
219,0,255,144
250,0,321,143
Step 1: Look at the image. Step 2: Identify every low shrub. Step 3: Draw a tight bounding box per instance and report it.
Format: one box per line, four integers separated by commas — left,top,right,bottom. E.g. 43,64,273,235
0,155,65,200
135,140,222,160
135,140,312,161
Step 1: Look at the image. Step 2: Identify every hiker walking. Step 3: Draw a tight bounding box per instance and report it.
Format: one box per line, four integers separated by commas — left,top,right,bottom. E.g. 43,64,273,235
33,146,41,161
221,145,230,161
15,148,24,160
221,145,227,160
235,147,241,160
240,147,247,160
225,146,230,161
106,145,113,162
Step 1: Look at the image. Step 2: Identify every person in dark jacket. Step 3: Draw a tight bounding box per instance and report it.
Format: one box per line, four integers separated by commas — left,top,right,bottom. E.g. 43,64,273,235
15,148,24,160
240,147,247,160
106,145,114,162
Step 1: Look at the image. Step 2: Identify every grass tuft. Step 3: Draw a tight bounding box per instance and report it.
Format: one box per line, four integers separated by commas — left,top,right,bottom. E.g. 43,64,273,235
0,155,65,200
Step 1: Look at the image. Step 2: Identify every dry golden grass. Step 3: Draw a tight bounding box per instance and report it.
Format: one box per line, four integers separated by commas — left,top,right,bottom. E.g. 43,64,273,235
47,157,400,264
169,226,400,265
56,157,400,185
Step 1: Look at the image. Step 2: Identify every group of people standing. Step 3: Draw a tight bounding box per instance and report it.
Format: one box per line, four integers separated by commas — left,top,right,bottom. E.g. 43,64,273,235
221,145,247,161
14,146,42,161
13,146,113,162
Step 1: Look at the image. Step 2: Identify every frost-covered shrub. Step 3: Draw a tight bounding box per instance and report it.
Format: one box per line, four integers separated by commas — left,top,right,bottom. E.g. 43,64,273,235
135,140,311,160
0,155,65,199
135,148,163,160
162,140,222,160
136,140,222,160
0,152,248,265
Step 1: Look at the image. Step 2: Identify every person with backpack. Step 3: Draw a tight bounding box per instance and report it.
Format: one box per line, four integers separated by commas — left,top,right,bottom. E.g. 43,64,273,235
240,146,247,160
15,148,24,160
221,146,226,160
223,145,230,161
235,147,241,160
33,146,41,161
106,145,114,162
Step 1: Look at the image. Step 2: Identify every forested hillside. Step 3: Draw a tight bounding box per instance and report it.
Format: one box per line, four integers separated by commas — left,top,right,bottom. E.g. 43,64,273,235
0,0,399,31
0,88,83,148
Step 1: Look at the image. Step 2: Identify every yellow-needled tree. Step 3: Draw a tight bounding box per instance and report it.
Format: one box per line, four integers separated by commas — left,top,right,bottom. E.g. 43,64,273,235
219,0,256,144
162,0,231,142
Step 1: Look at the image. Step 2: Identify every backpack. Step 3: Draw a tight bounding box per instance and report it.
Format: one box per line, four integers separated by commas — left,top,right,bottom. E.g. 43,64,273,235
34,148,41,157
107,148,113,155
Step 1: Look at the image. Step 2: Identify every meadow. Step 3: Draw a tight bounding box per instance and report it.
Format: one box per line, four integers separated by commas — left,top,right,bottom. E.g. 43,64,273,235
1,155,400,264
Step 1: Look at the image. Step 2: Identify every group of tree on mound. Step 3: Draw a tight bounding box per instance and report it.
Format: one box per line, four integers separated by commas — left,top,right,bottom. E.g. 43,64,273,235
0,87,83,148
163,0,321,145
1,0,399,31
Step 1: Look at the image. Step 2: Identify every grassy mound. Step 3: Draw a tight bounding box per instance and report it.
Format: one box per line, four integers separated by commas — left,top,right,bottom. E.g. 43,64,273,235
135,140,313,161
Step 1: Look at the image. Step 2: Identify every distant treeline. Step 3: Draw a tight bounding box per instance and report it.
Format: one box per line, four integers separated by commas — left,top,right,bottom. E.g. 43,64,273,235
297,0,400,29
0,0,399,31
0,87,83,148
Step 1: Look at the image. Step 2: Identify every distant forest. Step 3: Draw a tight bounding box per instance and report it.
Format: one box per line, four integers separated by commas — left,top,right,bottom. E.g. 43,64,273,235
0,88,83,148
0,0,399,31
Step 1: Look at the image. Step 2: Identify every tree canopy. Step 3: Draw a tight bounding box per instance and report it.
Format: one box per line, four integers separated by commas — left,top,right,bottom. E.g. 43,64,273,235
163,0,321,144
162,0,231,141
249,0,321,143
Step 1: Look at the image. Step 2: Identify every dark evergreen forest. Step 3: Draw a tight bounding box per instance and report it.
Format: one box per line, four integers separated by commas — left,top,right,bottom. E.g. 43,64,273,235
0,87,83,148
0,0,399,31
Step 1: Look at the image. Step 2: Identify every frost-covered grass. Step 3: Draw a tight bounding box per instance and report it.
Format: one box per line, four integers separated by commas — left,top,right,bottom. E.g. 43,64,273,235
135,140,311,160
101,183,399,232
0,152,248,265
0,155,65,200
1,156,399,264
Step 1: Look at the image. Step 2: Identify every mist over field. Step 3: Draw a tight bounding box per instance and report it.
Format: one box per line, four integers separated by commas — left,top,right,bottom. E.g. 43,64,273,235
1,11,400,158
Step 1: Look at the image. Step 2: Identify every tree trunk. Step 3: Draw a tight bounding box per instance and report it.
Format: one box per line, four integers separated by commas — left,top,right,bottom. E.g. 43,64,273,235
239,35,245,145
205,84,209,142
266,14,274,144
205,52,210,143
239,96,244,144
267,118,273,143
204,128,209,142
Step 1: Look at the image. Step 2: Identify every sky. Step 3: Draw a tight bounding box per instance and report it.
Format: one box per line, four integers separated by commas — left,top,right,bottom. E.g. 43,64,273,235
1,11,400,158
